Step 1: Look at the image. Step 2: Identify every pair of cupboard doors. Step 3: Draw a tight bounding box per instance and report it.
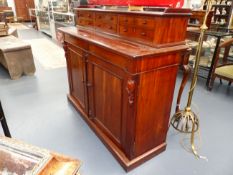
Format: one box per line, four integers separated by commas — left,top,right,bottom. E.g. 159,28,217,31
65,41,138,158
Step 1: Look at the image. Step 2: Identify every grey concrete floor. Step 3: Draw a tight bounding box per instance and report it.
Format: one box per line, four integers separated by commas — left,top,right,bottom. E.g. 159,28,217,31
0,28,233,175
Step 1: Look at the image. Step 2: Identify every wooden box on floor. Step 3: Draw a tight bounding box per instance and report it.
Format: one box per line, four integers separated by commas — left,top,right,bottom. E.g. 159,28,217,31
59,7,191,171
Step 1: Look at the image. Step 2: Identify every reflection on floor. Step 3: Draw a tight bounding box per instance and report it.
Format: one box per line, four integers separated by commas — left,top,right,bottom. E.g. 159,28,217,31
0,27,233,175
25,38,66,69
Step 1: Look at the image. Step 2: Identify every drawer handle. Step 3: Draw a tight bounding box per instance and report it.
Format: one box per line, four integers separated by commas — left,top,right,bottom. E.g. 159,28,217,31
110,17,114,20
87,14,91,17
109,26,113,29
123,28,128,32
98,16,102,19
142,20,147,24
141,32,146,36
88,22,92,25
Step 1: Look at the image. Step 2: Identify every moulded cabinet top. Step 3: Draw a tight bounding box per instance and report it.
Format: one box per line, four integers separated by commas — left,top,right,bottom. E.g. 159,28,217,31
74,7,192,17
59,26,189,59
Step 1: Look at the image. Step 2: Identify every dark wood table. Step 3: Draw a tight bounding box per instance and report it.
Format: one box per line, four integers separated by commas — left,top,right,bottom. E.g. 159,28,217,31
187,29,233,87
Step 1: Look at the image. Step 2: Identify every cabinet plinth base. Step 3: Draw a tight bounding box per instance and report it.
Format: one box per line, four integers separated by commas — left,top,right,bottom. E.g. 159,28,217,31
67,94,167,172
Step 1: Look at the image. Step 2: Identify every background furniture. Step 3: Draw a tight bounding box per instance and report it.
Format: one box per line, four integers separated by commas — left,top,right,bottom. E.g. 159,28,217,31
0,6,12,21
34,0,75,39
3,10,14,23
14,0,35,21
204,0,233,28
189,10,214,28
59,7,191,171
0,101,11,137
209,38,233,89
187,28,233,86
29,8,38,29
0,35,36,79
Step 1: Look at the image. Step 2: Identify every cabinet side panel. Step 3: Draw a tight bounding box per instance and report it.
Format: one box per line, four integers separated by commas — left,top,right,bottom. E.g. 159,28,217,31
153,17,188,45
92,66,123,144
134,63,179,156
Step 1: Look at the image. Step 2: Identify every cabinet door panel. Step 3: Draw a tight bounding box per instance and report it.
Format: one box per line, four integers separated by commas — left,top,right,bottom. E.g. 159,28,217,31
88,62,124,145
67,47,86,110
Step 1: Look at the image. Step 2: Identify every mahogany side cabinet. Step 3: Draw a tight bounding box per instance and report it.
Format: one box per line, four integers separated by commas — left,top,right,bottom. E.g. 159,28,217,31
59,7,191,171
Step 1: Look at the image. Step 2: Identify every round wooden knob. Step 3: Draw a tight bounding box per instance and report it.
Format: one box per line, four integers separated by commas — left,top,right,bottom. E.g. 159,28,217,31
141,32,146,36
143,20,147,24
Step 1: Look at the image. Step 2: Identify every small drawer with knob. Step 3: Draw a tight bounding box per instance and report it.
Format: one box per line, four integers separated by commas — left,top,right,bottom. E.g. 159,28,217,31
95,13,118,24
134,28,154,42
105,14,117,24
95,21,117,34
94,21,103,28
134,17,155,29
78,11,93,19
77,18,94,27
119,25,134,37
103,24,117,34
119,15,134,26
95,12,105,21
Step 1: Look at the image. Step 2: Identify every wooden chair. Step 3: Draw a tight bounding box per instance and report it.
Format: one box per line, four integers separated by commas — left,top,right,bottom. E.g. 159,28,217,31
208,38,233,90
0,100,11,137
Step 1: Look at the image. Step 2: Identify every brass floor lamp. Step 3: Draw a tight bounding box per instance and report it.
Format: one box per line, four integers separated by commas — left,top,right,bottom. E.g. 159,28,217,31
170,0,212,158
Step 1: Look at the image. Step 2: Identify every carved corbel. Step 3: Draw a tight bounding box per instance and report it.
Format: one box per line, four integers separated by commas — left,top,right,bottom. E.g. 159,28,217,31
126,78,136,105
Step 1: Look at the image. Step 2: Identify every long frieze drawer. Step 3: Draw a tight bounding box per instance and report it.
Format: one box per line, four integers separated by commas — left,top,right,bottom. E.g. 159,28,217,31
77,18,94,27
134,17,155,29
89,44,129,70
134,28,154,42
65,34,88,50
119,15,134,26
77,11,94,19
95,12,118,24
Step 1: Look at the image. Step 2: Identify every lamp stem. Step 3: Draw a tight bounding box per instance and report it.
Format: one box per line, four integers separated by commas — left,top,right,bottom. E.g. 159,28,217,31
186,0,212,108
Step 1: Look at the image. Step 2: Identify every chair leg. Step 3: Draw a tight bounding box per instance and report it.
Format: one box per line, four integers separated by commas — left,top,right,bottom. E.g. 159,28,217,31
228,81,232,86
208,74,216,91
0,102,11,137
220,79,223,84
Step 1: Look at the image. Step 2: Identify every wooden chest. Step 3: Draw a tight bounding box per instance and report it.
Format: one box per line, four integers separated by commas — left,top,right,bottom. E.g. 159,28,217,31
59,7,191,171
